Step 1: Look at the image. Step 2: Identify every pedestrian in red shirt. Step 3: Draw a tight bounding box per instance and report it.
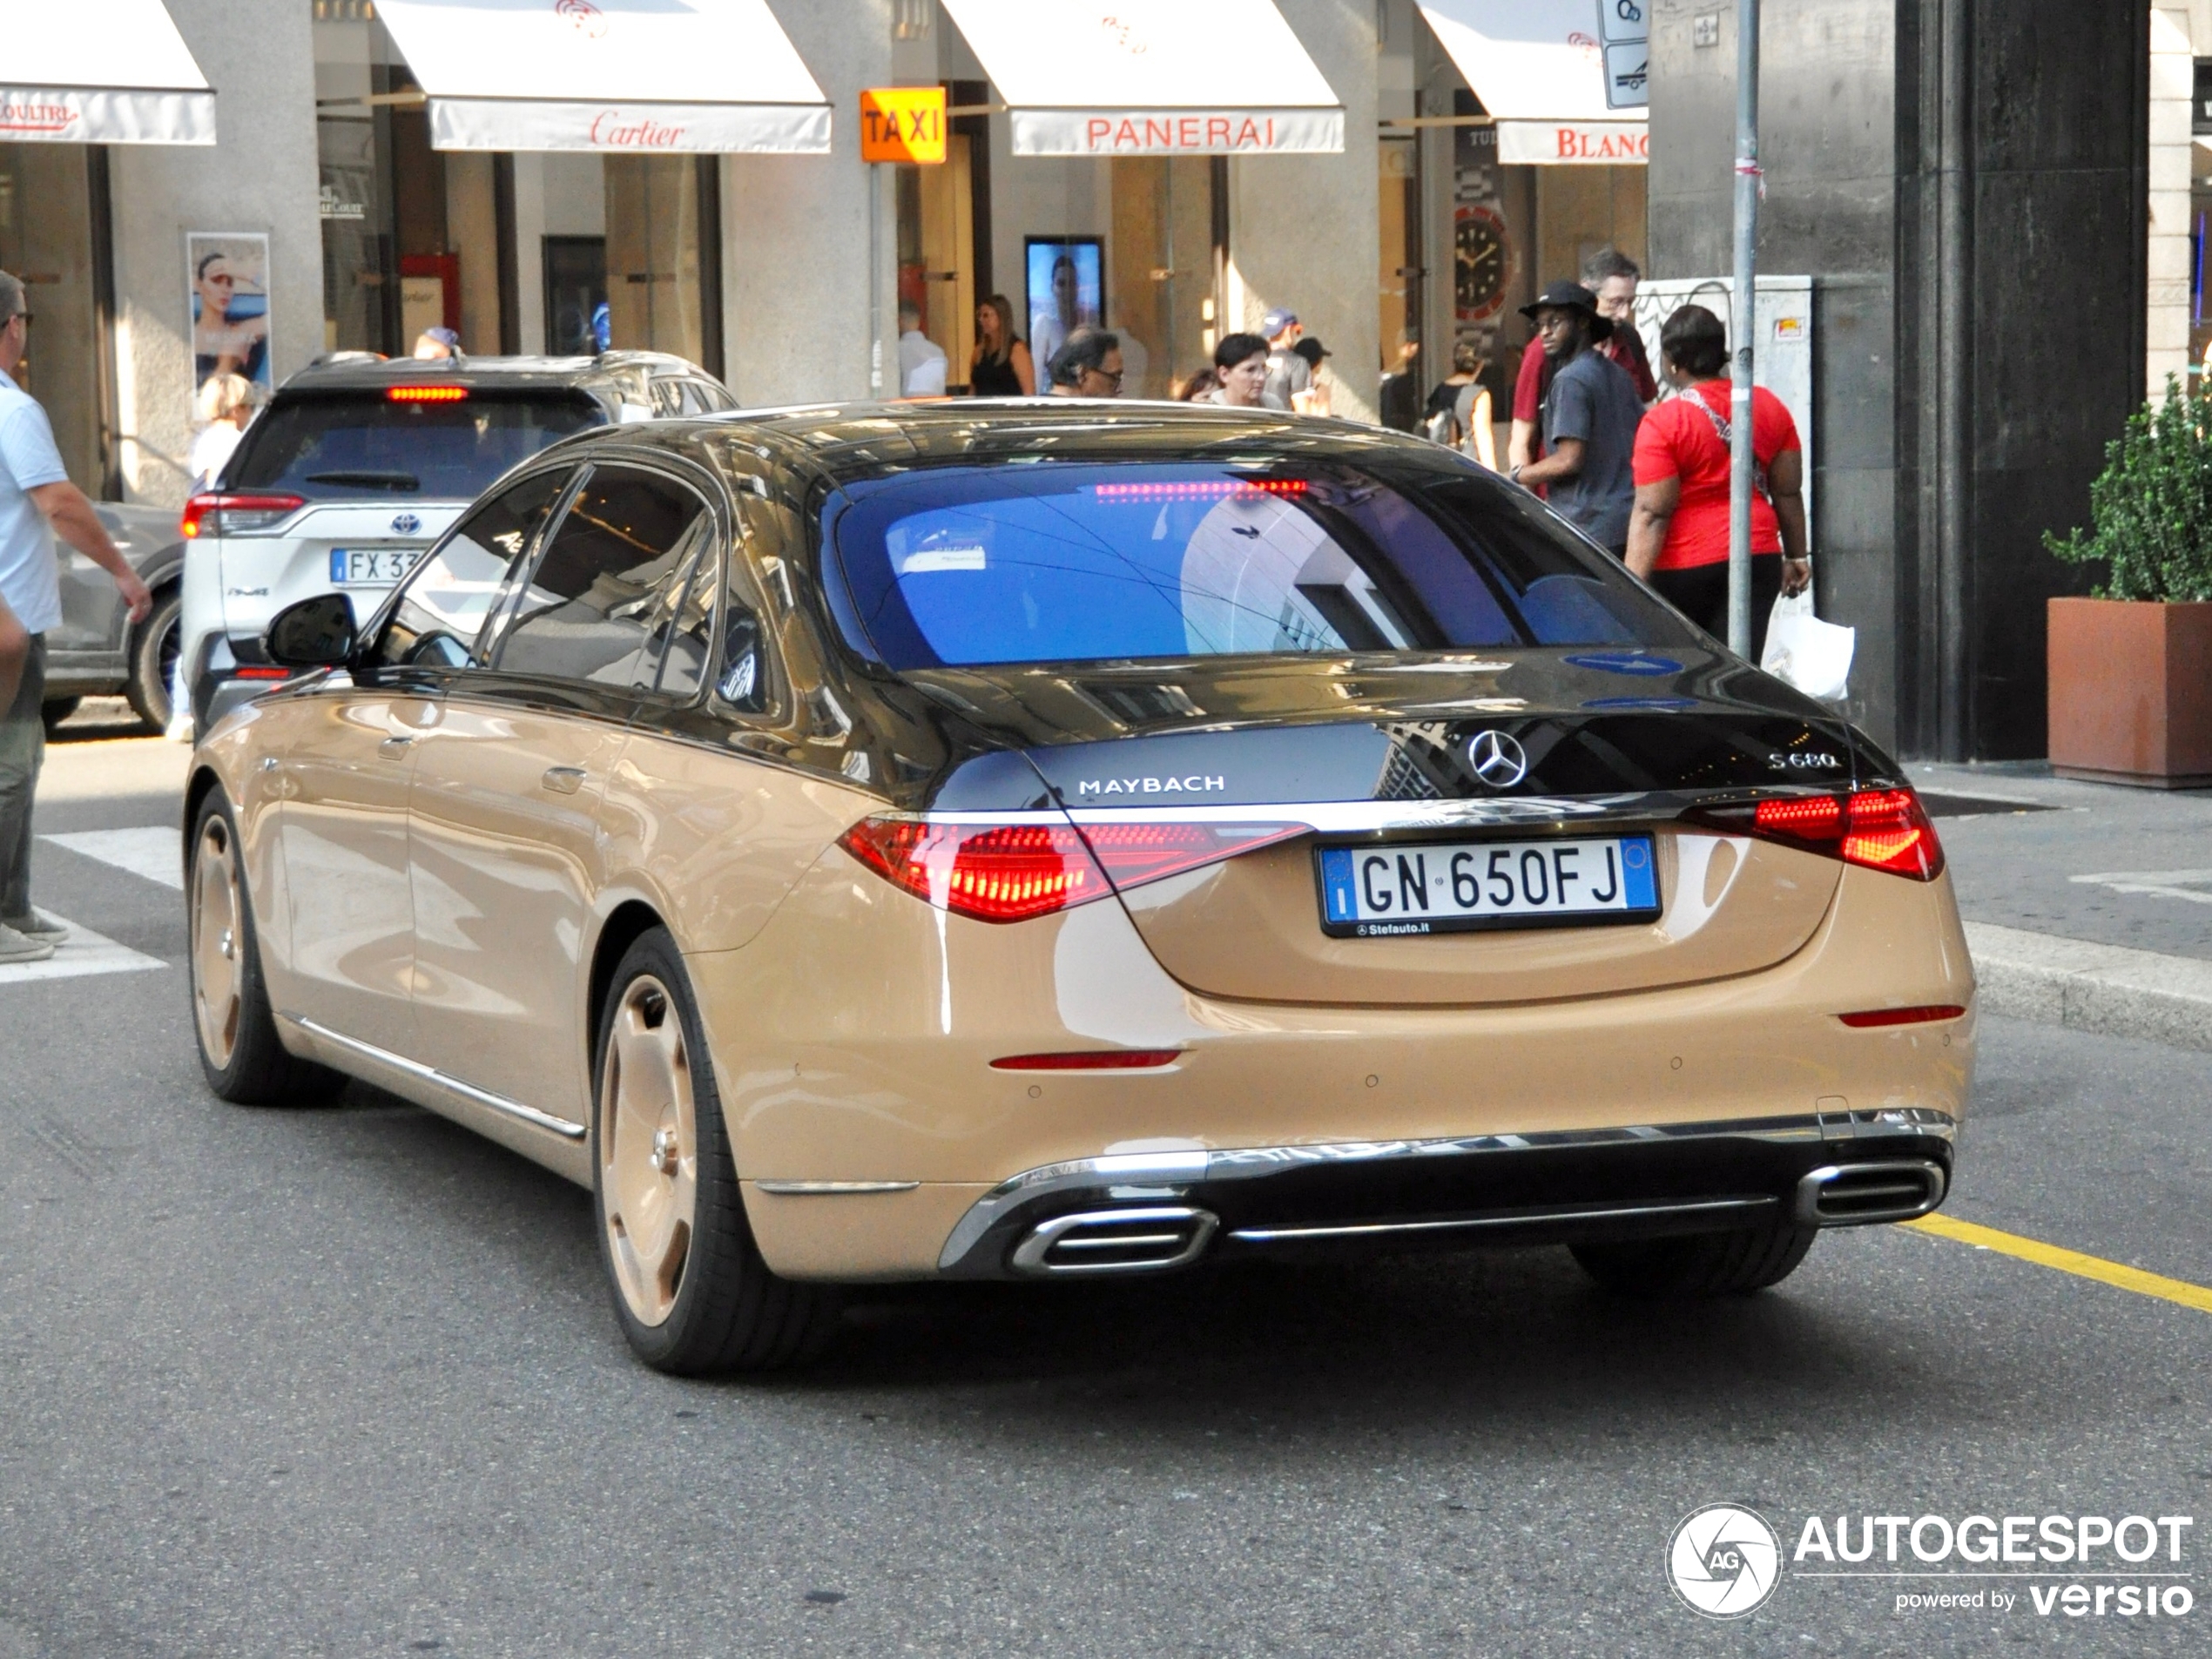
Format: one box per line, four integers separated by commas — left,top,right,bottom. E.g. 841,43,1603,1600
1624,305,1810,663
1508,248,1656,477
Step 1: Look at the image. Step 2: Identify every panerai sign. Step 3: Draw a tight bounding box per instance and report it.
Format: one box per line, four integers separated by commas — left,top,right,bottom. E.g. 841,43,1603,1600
1011,107,1345,157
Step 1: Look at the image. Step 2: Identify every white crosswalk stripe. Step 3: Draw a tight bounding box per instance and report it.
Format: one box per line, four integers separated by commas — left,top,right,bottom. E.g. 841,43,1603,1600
40,826,185,891
0,915,165,986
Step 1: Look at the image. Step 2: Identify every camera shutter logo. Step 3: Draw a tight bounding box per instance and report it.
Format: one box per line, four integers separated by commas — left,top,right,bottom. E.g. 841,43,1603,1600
1467,729,1528,789
1668,1504,1782,1618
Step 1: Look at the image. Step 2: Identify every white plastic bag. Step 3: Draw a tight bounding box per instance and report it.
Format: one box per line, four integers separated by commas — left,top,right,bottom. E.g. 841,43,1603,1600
1761,591,1854,700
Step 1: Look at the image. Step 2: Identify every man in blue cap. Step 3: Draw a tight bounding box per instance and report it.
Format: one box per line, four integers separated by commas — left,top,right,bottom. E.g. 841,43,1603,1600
1259,307,1309,411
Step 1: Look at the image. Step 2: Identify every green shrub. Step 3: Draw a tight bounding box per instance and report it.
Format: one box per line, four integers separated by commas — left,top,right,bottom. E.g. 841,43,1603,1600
2044,374,2212,602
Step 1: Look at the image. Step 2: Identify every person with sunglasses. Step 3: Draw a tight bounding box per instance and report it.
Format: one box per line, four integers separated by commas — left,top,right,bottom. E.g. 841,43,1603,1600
1045,327,1123,399
0,271,152,964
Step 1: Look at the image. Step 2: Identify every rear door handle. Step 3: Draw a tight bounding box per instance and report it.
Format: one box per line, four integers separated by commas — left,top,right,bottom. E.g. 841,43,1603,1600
542,765,586,795
378,735,415,759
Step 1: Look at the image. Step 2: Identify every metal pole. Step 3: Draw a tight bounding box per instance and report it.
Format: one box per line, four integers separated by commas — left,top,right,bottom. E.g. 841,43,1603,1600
868,161,885,399
1727,0,1761,658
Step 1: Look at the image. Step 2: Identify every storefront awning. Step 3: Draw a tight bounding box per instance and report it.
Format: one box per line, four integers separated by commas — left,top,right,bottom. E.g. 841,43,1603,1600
941,0,1342,158
8,0,214,145
373,0,830,155
1415,0,1646,165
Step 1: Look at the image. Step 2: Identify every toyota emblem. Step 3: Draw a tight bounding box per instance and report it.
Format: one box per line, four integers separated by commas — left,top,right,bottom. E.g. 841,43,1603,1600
390,512,421,536
1466,729,1529,789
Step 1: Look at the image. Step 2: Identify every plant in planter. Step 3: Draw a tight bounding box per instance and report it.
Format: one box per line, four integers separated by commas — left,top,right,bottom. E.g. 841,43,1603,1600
2042,375,2212,786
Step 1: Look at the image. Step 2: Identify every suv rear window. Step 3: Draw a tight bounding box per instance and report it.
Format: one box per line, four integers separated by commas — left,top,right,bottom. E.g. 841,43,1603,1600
823,460,1698,670
226,391,601,502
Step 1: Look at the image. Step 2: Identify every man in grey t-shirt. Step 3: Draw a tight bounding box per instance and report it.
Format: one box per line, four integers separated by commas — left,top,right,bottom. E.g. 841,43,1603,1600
1507,280,1643,555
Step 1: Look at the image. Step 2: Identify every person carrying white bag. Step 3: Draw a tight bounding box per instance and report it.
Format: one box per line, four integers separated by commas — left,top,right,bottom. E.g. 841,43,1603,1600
1624,304,1811,666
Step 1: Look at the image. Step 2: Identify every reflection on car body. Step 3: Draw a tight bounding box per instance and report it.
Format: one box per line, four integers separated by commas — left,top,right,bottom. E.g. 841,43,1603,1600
183,401,1973,1375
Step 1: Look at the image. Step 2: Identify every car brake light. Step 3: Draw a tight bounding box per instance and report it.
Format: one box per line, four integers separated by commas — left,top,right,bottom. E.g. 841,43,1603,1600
838,816,1304,922
989,1049,1184,1070
232,666,291,680
180,492,306,538
387,385,469,402
1742,788,1945,880
1837,1005,1966,1028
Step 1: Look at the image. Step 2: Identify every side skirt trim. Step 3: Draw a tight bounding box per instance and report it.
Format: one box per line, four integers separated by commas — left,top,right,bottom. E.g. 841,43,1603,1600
287,1015,589,1142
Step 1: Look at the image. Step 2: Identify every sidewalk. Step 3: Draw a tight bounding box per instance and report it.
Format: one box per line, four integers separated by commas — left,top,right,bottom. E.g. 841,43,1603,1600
1909,761,2212,1051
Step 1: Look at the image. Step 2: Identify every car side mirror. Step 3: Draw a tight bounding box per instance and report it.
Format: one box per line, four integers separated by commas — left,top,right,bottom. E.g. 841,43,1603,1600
265,592,357,668
717,607,766,711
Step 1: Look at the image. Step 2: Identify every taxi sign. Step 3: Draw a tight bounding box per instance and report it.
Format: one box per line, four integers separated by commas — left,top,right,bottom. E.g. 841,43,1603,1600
860,86,947,164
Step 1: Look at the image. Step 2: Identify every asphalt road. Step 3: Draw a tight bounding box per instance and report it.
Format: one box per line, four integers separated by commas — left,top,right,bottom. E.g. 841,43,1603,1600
3,711,2209,1657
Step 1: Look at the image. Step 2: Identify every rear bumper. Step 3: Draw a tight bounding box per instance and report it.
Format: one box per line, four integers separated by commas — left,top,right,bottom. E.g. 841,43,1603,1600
933,1109,1954,1278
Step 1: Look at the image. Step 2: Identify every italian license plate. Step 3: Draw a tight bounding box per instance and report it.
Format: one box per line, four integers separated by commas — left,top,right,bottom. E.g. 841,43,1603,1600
1317,835,1660,937
329,546,423,586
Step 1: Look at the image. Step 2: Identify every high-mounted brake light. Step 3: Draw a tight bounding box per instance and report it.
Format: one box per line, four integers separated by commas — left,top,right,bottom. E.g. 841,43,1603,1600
1091,479,1307,502
838,816,1304,922
387,385,469,402
1700,789,1944,880
179,492,307,538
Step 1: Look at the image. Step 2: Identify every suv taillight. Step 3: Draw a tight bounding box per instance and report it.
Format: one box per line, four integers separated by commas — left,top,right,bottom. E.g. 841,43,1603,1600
838,817,1303,923
180,492,306,538
1706,789,1945,880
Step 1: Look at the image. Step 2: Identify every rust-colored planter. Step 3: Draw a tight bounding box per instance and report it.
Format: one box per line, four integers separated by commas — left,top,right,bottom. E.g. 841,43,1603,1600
2047,597,2212,787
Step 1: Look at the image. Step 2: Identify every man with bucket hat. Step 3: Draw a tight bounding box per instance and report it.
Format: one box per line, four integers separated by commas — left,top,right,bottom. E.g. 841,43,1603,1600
1507,280,1643,558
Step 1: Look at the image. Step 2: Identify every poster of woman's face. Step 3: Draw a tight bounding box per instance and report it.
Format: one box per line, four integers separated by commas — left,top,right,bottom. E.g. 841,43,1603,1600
187,233,272,412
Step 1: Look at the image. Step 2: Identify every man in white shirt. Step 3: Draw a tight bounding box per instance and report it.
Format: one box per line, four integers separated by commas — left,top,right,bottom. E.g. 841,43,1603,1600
896,300,948,397
0,270,152,963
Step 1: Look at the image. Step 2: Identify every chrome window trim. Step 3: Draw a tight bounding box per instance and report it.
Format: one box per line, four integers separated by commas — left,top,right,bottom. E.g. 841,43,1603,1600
934,1109,1957,1271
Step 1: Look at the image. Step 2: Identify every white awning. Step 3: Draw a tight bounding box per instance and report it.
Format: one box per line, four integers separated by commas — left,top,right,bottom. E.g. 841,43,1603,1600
6,0,214,145
1416,0,1646,161
373,0,830,155
941,0,1342,158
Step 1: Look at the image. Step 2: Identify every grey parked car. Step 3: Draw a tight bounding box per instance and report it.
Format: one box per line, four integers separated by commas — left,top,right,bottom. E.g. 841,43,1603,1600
42,502,188,732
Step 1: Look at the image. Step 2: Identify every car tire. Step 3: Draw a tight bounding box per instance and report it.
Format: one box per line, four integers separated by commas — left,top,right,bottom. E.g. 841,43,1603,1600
188,789,336,1106
1570,1223,1817,1298
592,927,841,1374
39,697,81,733
125,589,184,732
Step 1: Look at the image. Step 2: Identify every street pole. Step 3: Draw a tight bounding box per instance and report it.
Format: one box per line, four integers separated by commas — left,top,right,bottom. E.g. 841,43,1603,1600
868,160,885,400
1727,0,1760,658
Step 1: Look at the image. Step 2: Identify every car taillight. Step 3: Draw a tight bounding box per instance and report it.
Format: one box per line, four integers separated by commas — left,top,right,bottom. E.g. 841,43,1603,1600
1743,789,1945,880
180,492,305,537
838,816,1303,923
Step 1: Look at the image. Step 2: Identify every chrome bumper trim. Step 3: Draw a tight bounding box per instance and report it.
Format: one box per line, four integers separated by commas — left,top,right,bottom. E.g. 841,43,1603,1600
290,1016,589,1142
1228,1195,1775,1245
935,1108,1957,1271
752,1179,922,1196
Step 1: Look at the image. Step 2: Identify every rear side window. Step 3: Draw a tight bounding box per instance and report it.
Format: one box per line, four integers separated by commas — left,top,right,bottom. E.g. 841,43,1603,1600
227,391,601,502
824,461,1696,670
490,465,712,688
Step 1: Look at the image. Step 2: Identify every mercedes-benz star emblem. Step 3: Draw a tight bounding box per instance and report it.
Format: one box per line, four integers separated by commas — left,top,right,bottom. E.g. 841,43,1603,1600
1466,729,1528,789
391,512,421,536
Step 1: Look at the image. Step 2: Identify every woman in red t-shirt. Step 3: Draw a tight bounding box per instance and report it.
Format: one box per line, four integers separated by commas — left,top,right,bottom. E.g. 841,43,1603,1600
1624,305,1809,663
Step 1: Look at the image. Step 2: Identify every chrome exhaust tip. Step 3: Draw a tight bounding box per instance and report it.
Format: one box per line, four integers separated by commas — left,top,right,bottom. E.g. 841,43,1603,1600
1010,1206,1219,1276
1795,1159,1948,1227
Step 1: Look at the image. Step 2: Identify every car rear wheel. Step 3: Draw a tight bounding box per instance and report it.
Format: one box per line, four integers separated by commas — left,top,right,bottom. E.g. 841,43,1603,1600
188,790,336,1105
593,927,840,1374
1570,1223,1817,1298
126,590,184,732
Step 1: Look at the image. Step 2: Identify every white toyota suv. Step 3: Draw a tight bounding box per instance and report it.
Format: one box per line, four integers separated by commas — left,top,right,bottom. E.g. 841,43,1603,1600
180,351,733,732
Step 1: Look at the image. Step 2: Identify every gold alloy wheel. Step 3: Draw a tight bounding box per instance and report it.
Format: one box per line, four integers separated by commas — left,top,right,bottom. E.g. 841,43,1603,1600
600,975,698,1328
191,815,244,1070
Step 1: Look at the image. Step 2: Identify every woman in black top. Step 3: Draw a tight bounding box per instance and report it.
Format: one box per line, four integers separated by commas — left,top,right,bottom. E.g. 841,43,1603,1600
970,294,1035,396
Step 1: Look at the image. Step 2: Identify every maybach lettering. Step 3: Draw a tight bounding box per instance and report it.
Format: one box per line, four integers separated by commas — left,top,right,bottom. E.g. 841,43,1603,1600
1074,775,1228,796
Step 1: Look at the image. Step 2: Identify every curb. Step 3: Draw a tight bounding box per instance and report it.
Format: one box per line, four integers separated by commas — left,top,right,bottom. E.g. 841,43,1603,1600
1965,921,2212,1055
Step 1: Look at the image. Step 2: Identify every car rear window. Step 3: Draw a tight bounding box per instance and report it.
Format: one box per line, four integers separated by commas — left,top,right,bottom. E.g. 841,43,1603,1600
822,460,1698,670
226,391,601,502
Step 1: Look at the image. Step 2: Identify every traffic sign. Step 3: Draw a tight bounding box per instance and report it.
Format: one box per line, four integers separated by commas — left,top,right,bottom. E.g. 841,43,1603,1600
860,86,947,164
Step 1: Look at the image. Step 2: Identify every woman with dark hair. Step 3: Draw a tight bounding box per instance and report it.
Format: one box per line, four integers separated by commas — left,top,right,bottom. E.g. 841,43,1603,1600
1626,304,1810,661
1175,365,1221,401
969,295,1035,396
1199,333,1271,408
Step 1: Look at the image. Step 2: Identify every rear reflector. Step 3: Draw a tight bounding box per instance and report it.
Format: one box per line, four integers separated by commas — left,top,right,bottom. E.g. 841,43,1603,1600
840,815,1303,923
1837,1005,1966,1028
1738,788,1946,880
179,492,306,538
387,385,469,402
989,1049,1184,1070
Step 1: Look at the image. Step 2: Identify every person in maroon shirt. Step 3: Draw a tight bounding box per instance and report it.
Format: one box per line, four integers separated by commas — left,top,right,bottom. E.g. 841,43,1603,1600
1508,248,1656,477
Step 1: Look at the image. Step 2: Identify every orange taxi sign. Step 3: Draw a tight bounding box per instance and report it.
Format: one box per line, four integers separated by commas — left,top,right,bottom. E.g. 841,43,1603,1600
860,85,947,164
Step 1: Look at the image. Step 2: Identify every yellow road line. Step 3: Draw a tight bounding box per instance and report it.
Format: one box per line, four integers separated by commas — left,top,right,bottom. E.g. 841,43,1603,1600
1902,1213,2212,1316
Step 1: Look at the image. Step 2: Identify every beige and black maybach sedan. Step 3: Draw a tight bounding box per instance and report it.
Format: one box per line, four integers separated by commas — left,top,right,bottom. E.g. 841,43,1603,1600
185,402,1973,1373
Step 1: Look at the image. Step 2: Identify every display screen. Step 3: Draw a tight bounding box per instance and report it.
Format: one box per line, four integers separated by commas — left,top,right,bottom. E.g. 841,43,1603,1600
1025,238,1104,380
